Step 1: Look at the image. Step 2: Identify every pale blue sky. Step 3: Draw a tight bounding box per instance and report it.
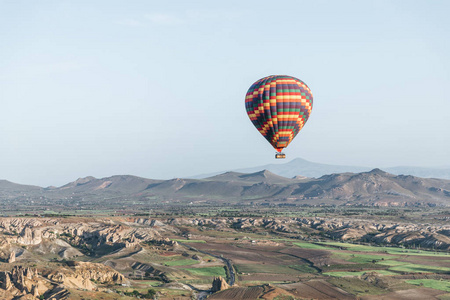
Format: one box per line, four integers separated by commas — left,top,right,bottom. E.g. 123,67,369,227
1,0,449,186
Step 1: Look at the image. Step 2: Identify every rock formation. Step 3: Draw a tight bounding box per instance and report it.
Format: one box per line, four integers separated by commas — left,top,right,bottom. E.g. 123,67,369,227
0,266,50,298
0,261,128,299
8,251,15,263
46,261,129,290
211,276,229,292
17,226,42,245
31,284,39,297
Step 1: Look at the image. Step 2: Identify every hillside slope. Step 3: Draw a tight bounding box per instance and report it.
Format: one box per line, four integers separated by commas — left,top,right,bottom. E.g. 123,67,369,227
1,170,449,207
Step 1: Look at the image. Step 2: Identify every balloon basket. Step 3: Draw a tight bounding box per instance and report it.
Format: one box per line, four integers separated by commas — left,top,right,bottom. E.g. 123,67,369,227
275,153,286,159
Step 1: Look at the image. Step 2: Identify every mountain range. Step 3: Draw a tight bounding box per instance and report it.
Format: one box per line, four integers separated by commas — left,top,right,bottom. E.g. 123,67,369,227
191,157,450,180
1,168,449,207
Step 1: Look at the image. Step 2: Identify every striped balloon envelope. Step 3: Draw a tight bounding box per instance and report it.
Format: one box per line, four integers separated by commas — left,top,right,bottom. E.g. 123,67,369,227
245,75,313,156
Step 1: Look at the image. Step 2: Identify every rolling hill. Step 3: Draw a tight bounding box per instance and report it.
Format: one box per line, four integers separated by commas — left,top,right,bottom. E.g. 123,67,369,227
1,169,449,207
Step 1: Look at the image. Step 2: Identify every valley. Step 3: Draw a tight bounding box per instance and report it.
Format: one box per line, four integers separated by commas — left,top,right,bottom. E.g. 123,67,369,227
0,211,448,299
0,169,449,299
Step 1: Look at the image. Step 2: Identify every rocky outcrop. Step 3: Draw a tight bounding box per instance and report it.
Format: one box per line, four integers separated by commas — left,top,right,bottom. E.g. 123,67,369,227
2,215,446,252
0,218,43,233
17,227,42,245
211,276,229,292
360,272,389,289
0,271,12,290
57,221,167,252
8,251,15,263
73,261,128,284
47,271,96,291
46,261,129,291
0,266,51,298
31,284,39,297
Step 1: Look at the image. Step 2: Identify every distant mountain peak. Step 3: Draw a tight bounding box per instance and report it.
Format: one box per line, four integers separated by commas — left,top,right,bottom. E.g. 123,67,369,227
226,157,450,181
289,157,309,163
257,169,272,177
366,168,390,176
238,169,295,184
74,176,96,185
221,171,242,176
245,169,282,179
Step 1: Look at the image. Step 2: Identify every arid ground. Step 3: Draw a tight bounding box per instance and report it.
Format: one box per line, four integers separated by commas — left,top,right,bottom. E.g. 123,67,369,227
0,207,448,299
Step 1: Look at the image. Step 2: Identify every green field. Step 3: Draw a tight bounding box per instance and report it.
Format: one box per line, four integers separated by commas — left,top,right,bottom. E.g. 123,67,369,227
335,253,450,274
185,266,226,277
319,242,449,256
293,242,331,250
134,280,164,287
323,263,387,271
173,239,206,243
324,270,397,277
320,242,394,252
388,263,450,274
165,259,199,266
334,252,395,264
406,279,450,292
288,264,318,273
375,259,450,273
380,247,449,257
376,260,408,266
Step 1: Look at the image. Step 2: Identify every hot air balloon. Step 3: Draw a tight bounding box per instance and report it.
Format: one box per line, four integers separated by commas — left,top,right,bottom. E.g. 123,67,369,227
245,75,313,159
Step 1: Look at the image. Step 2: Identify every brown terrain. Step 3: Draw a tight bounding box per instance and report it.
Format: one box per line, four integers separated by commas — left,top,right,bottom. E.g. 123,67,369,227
0,215,447,299
0,169,449,299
